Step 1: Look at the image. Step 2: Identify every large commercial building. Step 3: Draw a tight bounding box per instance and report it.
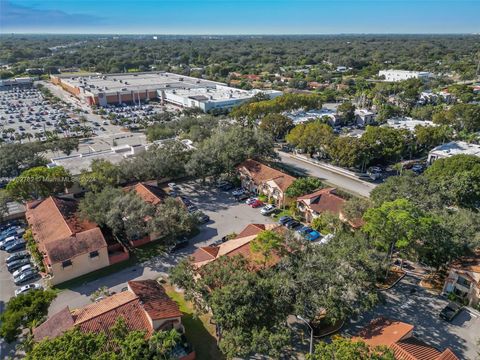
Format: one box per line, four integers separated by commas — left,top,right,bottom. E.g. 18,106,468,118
378,69,432,82
51,72,281,111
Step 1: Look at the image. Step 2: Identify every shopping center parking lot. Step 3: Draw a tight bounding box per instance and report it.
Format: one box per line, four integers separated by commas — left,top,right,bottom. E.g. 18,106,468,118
343,276,480,360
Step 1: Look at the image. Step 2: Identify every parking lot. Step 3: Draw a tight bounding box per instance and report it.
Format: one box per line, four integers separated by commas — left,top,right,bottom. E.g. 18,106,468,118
343,275,480,360
0,221,42,305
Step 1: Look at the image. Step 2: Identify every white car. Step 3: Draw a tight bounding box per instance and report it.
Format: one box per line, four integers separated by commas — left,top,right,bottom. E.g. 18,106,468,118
245,197,258,205
168,182,178,190
232,188,245,196
12,264,33,278
260,204,277,215
15,283,42,296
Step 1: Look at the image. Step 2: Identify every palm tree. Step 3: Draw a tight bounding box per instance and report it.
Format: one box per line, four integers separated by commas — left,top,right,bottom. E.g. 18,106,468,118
25,133,33,142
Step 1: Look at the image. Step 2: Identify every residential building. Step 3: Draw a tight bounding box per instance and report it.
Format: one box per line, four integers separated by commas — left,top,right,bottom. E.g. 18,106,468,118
286,108,341,126
25,196,129,285
123,182,168,247
379,70,433,82
354,109,376,127
427,141,480,164
296,188,362,228
33,280,194,359
237,159,296,207
191,223,281,268
354,317,459,360
442,250,480,307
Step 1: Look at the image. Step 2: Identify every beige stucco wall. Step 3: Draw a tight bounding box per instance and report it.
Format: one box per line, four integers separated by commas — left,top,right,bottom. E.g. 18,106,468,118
48,247,110,285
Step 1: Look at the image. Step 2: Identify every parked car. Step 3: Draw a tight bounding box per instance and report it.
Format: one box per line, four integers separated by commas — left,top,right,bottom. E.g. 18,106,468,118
215,180,230,188
305,230,321,242
0,235,20,250
297,226,313,235
7,257,31,272
278,216,292,225
194,211,210,224
13,264,34,278
260,204,276,215
367,166,383,180
232,188,246,197
439,302,462,322
5,239,27,253
171,238,189,252
168,182,178,190
250,200,264,208
187,204,198,213
14,269,39,285
285,219,301,229
235,193,250,202
6,250,30,264
15,283,43,296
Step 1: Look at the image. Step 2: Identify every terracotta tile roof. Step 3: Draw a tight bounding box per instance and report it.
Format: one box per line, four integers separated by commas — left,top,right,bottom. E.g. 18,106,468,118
26,196,107,264
191,246,219,263
436,349,460,360
450,249,480,274
72,291,138,324
76,298,153,338
237,159,296,192
356,318,459,360
355,317,413,347
391,337,441,360
298,188,346,215
192,223,281,267
125,182,166,205
33,306,74,341
128,280,182,320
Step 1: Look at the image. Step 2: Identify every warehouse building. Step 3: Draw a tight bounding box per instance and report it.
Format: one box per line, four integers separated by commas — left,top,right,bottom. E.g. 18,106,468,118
51,72,281,111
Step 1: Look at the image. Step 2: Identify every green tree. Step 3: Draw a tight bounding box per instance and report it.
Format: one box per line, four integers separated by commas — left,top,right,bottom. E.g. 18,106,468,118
6,166,73,201
250,230,285,266
307,337,394,360
148,197,198,243
342,197,371,224
78,159,123,192
259,113,293,140
311,211,343,234
0,290,56,343
285,177,324,198
424,154,480,208
337,101,356,124
0,190,10,221
286,121,333,157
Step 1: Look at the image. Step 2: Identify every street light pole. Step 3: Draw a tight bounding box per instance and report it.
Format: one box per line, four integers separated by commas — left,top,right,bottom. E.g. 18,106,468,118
297,315,313,354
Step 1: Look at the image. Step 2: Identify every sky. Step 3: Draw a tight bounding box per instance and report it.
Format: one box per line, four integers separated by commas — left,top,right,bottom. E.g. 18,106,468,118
1,0,479,34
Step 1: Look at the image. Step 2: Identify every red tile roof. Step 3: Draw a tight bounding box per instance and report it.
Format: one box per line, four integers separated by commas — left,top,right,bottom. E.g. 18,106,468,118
125,182,166,205
391,338,441,360
356,317,413,347
355,318,459,360
237,159,296,192
298,188,345,215
33,306,75,341
34,281,181,342
26,196,107,264
128,279,182,320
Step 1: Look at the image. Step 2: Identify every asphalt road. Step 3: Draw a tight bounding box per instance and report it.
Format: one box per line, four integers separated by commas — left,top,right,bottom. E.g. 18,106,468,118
277,151,377,198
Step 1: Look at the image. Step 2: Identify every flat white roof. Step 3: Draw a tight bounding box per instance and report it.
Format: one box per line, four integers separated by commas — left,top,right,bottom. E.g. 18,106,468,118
429,141,480,157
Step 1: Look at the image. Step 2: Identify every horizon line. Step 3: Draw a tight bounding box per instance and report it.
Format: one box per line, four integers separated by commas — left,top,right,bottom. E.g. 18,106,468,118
1,32,479,36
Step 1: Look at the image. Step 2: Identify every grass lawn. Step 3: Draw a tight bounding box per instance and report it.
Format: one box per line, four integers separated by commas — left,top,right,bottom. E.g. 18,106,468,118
273,209,293,221
132,240,168,263
165,284,224,360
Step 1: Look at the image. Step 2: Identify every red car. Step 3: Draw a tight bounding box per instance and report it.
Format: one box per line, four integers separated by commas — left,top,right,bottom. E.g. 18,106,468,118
251,200,264,208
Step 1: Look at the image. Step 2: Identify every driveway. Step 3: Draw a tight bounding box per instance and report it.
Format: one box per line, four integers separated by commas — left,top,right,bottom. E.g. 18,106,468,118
48,180,274,314
343,275,480,360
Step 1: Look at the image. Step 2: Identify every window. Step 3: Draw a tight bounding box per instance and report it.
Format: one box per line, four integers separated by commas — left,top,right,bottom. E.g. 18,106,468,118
457,276,471,289
62,259,72,268
89,251,99,259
